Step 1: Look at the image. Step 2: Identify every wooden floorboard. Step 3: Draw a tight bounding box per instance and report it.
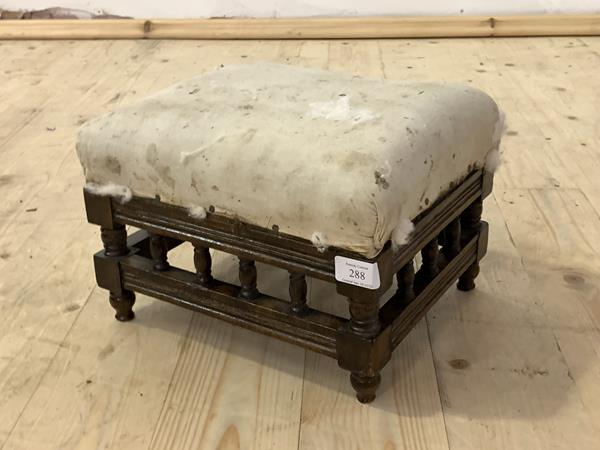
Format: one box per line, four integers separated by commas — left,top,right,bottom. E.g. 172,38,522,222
0,36,599,449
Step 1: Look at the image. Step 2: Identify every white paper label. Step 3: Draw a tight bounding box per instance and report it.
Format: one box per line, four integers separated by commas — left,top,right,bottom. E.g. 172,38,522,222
334,256,381,290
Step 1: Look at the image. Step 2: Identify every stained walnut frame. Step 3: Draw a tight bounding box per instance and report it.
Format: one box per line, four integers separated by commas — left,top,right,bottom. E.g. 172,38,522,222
84,168,493,403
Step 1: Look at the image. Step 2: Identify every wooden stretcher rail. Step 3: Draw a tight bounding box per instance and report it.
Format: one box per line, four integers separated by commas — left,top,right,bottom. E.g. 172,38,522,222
109,231,345,357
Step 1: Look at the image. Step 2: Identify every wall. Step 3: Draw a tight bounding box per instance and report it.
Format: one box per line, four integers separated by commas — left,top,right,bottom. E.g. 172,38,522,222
2,0,600,18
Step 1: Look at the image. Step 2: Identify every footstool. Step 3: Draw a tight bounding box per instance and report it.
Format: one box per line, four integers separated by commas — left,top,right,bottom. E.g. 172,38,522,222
77,63,503,403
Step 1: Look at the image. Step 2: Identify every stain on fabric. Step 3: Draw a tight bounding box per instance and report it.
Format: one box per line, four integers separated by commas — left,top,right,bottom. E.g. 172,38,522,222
338,151,376,171
242,129,257,143
104,156,121,174
146,143,159,163
191,172,202,195
374,171,389,189
146,143,175,188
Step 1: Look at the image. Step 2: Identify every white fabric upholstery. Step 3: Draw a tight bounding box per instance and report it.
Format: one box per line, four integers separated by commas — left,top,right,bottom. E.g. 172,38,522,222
77,63,502,257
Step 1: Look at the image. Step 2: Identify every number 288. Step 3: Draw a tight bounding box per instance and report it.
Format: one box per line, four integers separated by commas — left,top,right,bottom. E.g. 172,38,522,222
349,269,366,280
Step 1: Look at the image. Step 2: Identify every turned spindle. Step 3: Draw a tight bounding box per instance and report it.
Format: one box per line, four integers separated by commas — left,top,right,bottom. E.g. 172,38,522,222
421,237,440,279
289,272,308,314
438,217,461,270
193,244,213,286
239,258,259,299
395,259,415,305
414,237,440,293
149,233,170,271
101,224,128,257
442,217,461,259
458,198,483,291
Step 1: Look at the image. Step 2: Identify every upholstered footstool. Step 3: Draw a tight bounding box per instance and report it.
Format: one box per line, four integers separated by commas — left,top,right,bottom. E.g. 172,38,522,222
77,63,502,403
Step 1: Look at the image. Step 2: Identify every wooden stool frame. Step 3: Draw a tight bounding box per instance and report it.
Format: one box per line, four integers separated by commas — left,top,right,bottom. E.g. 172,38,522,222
84,168,493,403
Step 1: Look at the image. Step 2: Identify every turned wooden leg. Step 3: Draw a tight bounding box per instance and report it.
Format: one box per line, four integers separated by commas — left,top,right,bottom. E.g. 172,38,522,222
350,370,381,404
345,294,383,403
457,264,480,291
347,295,381,338
150,233,170,271
458,197,483,291
100,224,135,321
289,272,308,315
109,290,136,321
239,258,259,300
335,249,394,404
193,244,213,286
395,259,415,305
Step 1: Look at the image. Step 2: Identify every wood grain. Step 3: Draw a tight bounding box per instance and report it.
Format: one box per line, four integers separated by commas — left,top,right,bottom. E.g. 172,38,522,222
1,36,599,449
1,15,600,40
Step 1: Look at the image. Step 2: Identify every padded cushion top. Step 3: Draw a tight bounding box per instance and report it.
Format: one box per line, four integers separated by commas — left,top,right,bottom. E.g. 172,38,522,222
77,63,502,257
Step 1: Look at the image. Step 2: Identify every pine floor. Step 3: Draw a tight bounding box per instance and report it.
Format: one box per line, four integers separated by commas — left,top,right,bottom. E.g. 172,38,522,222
1,37,599,450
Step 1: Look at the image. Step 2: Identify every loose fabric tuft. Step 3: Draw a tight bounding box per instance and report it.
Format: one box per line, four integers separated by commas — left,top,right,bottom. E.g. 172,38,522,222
188,206,207,219
391,218,414,251
84,182,132,204
485,148,501,172
311,232,328,253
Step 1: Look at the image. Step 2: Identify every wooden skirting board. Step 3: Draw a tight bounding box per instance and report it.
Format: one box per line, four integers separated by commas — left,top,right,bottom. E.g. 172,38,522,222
0,14,599,39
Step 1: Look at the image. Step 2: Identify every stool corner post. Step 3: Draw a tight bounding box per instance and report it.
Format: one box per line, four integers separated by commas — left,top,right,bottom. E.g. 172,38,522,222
83,188,117,229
